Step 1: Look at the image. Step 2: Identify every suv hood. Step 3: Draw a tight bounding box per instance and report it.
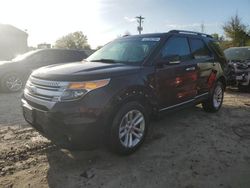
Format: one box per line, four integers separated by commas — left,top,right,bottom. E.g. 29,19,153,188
32,61,141,81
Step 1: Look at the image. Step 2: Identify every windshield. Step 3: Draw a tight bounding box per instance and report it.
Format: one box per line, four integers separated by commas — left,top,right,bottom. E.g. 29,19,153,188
87,37,161,65
224,47,250,61
12,50,40,62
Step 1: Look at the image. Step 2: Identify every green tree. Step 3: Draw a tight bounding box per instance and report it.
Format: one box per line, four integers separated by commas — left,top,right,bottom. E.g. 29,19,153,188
223,14,250,46
55,31,91,50
211,33,224,41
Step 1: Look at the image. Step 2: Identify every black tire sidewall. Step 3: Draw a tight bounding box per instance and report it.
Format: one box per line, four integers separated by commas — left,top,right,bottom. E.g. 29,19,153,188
212,82,224,110
109,101,149,155
209,81,224,112
204,81,224,112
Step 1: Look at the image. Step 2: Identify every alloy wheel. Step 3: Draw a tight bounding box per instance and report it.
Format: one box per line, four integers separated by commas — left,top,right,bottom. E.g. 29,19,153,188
5,75,23,92
213,85,223,108
118,110,145,148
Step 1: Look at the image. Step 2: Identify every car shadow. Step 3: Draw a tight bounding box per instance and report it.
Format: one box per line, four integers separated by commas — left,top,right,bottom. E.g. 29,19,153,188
45,102,250,188
44,105,204,187
226,86,250,93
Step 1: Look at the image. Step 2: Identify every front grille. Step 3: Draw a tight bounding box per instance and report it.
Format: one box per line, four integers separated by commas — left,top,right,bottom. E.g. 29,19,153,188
24,76,69,110
30,76,67,88
25,77,68,102
27,91,53,101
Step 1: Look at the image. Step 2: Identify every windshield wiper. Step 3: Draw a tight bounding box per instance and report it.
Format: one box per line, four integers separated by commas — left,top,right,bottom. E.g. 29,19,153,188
90,59,117,63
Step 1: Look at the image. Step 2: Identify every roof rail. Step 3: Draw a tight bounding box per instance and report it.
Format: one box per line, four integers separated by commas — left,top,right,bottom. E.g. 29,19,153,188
169,30,213,38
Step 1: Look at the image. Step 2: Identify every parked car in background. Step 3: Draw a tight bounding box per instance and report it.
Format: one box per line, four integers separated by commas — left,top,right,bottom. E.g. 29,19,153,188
22,30,227,155
224,46,250,91
0,49,89,92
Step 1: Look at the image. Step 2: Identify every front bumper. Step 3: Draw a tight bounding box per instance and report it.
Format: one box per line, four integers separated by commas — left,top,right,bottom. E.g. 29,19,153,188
22,97,108,149
227,63,250,86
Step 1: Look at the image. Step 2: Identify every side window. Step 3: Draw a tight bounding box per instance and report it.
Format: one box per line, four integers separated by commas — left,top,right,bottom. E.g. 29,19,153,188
61,51,84,62
189,38,211,59
37,51,60,66
161,36,191,60
27,52,43,65
58,51,74,63
42,51,58,65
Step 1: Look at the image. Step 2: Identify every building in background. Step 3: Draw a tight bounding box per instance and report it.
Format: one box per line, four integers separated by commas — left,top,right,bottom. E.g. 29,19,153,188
37,43,51,49
0,24,28,60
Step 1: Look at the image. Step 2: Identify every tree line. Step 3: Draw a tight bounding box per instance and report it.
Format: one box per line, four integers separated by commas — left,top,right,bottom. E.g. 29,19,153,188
54,14,250,50
211,14,250,49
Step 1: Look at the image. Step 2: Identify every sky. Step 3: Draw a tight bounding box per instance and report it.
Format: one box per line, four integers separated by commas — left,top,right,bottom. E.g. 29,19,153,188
0,0,249,49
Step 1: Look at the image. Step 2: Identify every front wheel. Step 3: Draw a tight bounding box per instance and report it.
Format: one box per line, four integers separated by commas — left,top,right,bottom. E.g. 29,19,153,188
202,81,224,112
1,73,24,92
108,102,149,155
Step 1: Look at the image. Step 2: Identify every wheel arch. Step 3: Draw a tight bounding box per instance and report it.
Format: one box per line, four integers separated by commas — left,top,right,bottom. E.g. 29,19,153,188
107,85,158,119
217,75,227,89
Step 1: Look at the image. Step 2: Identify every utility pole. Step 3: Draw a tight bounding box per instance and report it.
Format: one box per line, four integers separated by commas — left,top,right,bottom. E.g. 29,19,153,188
136,15,145,34
201,22,205,33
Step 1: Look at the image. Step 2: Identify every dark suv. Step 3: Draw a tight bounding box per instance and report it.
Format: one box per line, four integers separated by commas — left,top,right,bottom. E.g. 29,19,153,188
0,49,88,92
22,30,227,154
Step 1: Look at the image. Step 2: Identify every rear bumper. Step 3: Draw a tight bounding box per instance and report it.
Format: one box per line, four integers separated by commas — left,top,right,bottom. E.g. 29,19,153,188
22,98,109,149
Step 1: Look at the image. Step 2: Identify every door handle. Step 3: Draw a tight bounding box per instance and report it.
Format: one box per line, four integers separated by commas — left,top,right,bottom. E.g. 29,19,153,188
185,67,196,71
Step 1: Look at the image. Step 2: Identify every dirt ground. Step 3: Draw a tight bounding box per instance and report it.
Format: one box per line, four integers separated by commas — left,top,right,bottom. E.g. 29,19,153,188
0,89,250,188
0,92,26,128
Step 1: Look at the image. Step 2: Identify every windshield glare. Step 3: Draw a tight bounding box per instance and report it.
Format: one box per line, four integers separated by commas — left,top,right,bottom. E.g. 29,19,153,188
224,48,250,61
87,38,160,65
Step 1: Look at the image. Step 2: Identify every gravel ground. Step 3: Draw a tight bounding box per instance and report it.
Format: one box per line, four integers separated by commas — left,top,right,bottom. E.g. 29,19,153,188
0,92,26,128
0,89,250,188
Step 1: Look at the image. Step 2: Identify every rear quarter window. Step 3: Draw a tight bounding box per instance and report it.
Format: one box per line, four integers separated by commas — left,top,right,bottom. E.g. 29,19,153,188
189,38,212,59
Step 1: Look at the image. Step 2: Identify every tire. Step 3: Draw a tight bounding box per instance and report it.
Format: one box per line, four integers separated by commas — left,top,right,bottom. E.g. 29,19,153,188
238,84,249,92
0,73,24,92
108,101,149,155
202,81,224,113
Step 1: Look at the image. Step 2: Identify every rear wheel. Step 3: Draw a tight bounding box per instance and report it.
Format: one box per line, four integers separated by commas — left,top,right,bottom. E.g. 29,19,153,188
202,81,224,112
108,102,149,155
1,73,24,92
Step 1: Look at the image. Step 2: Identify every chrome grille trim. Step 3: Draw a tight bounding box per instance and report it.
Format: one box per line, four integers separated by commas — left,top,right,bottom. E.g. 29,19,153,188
24,92,56,110
26,83,63,97
24,76,69,110
31,84,60,91
29,76,68,87
26,91,53,101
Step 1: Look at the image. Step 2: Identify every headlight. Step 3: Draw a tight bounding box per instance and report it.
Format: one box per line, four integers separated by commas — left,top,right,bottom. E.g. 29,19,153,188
59,78,110,101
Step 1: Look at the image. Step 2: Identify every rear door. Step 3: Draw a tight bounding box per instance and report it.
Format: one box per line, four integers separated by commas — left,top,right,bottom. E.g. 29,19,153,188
155,35,198,109
189,37,214,95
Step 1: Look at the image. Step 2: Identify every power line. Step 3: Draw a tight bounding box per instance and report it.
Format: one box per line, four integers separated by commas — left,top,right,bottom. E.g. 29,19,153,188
136,16,145,34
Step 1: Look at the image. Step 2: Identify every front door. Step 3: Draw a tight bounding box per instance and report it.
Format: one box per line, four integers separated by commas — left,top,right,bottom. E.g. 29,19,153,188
155,35,198,110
